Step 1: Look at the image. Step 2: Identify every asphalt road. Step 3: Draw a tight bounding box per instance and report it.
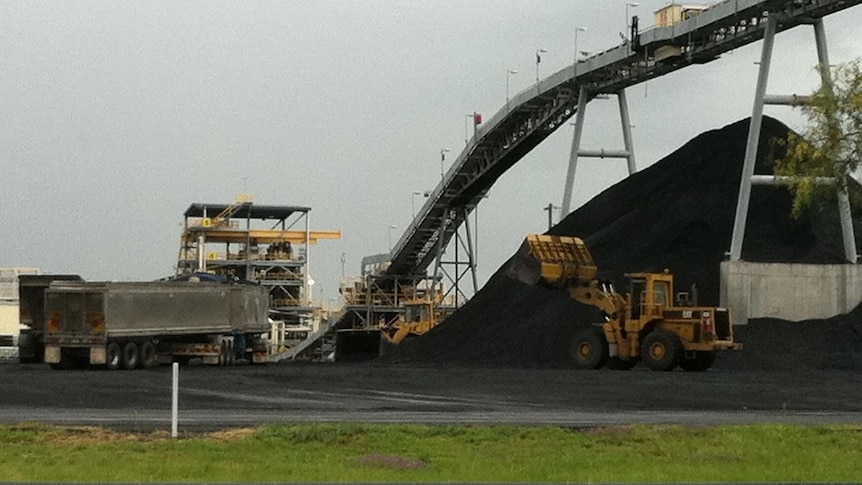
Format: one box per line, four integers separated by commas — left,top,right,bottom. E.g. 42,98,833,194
2,362,861,430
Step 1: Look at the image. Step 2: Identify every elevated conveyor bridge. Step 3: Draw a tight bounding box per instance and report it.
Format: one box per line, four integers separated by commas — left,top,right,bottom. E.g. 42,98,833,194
385,0,860,281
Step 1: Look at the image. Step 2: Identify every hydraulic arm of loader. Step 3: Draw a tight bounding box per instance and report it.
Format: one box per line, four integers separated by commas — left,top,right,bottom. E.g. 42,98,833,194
507,234,627,322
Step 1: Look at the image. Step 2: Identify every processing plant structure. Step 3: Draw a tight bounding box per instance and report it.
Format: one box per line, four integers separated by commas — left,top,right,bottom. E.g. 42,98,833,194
175,197,342,361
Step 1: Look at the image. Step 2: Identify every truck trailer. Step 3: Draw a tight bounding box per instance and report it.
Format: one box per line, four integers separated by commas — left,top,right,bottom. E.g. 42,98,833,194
17,274,84,363
42,280,277,370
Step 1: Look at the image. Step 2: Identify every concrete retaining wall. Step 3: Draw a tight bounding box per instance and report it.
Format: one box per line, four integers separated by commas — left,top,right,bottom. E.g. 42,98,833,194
720,261,862,324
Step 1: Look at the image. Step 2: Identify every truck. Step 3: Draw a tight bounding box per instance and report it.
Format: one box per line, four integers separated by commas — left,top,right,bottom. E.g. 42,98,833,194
507,234,740,371
41,279,279,370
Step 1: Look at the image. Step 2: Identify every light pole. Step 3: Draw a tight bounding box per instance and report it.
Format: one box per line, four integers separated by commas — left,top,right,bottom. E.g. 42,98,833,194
535,48,547,86
439,148,451,180
388,224,397,251
411,191,422,218
625,3,640,41
506,69,518,112
543,203,560,230
340,252,346,280
574,26,587,67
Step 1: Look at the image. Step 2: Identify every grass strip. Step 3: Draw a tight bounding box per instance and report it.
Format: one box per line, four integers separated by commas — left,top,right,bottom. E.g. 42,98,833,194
0,423,860,482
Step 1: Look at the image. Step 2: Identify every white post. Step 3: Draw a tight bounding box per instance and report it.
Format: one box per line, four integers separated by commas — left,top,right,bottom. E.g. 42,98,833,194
172,362,179,438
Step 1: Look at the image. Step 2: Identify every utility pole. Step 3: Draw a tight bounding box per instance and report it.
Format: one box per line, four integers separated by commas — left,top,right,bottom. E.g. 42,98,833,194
543,203,559,230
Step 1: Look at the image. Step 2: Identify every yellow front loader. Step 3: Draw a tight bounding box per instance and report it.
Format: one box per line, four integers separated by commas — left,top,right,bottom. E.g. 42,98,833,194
507,234,740,371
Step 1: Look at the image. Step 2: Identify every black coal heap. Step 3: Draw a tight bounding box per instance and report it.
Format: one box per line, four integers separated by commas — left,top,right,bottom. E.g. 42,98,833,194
385,117,862,368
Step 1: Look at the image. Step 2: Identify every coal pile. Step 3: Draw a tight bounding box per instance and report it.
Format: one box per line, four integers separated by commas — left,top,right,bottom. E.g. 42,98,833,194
386,116,862,368
723,303,862,371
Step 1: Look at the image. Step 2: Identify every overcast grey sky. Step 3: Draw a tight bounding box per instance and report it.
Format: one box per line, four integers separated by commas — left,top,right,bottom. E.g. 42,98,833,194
1,1,860,303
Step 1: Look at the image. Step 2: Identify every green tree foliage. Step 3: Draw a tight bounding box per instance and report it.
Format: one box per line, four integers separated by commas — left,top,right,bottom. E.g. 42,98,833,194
775,59,862,217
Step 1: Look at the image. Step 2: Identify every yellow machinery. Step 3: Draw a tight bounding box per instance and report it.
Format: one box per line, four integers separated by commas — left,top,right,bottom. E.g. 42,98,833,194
380,297,452,345
508,234,740,371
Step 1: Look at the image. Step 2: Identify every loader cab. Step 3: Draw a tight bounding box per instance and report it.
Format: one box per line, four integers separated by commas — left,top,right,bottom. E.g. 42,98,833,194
626,272,674,321
404,301,432,324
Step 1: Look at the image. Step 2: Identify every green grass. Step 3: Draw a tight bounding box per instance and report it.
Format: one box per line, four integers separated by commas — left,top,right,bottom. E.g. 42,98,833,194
1,423,861,482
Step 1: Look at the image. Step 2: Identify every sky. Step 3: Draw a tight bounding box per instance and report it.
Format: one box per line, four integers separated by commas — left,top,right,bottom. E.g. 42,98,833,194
1,1,861,304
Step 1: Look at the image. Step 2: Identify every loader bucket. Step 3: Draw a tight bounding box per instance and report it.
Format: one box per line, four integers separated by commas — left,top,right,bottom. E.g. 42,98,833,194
506,238,544,286
506,234,598,287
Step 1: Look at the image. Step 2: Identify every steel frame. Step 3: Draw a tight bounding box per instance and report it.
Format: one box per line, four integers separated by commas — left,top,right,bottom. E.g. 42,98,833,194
560,87,638,216
386,0,860,282
730,13,858,263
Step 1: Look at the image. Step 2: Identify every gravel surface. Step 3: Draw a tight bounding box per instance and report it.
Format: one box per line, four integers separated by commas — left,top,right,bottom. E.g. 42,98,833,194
1,362,861,430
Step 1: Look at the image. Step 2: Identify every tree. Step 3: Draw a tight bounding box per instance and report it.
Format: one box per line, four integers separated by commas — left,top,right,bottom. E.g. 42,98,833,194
774,58,862,217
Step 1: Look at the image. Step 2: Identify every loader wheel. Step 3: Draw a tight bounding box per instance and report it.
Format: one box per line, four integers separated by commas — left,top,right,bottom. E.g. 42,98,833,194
106,342,122,370
570,328,608,370
138,341,158,369
606,357,638,371
680,351,716,372
121,342,139,370
641,330,682,371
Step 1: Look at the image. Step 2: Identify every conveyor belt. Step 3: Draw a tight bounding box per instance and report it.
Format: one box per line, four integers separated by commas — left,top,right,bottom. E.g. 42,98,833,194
384,0,861,278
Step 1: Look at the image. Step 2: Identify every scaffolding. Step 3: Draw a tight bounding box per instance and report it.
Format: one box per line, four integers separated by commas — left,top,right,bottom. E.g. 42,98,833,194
176,200,341,359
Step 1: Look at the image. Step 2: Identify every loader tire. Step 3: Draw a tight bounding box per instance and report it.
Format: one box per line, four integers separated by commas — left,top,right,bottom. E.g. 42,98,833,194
139,341,158,369
570,328,608,370
641,330,682,371
121,342,139,370
680,351,716,372
106,342,122,370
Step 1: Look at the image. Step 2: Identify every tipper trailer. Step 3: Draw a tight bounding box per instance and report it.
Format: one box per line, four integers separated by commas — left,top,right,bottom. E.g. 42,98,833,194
17,274,84,363
42,280,280,370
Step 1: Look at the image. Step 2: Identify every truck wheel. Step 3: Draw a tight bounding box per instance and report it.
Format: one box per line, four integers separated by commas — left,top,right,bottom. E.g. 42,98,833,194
680,351,716,372
138,341,158,369
121,342,139,370
106,342,122,370
606,357,638,370
641,330,682,371
570,328,608,370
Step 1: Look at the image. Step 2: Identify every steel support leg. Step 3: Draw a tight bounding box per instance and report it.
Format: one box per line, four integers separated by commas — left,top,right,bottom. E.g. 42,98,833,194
462,209,479,292
561,87,638,218
731,16,856,263
431,215,449,300
431,209,478,303
730,15,776,261
813,19,857,262
561,86,589,215
618,89,637,176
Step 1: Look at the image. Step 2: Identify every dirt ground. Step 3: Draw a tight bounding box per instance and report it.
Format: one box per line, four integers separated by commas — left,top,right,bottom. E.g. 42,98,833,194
1,358,861,430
